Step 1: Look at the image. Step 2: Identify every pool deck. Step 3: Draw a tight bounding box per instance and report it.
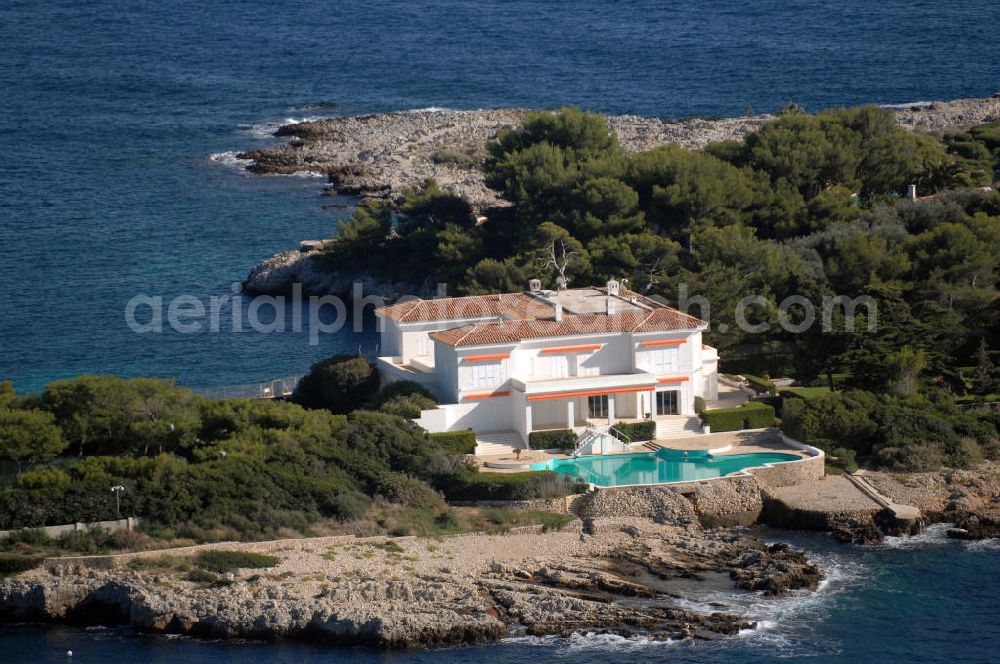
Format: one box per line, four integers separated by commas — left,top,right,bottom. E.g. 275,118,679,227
476,429,809,473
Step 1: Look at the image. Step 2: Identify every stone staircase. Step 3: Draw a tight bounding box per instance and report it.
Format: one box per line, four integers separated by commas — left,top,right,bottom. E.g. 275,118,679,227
654,416,703,440
474,430,526,456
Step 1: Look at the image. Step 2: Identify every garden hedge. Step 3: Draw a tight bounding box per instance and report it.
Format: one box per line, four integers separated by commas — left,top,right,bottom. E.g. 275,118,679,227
702,402,775,432
611,421,656,442
528,429,578,450
429,429,478,455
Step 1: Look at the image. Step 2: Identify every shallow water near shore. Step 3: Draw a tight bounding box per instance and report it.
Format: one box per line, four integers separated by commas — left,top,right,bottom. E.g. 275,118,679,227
3,0,1000,392
2,528,998,663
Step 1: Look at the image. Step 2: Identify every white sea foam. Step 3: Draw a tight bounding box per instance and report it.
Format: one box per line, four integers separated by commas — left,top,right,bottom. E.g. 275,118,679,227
239,116,330,138
879,522,954,549
208,151,253,170
880,100,934,109
401,106,456,113
965,537,1000,551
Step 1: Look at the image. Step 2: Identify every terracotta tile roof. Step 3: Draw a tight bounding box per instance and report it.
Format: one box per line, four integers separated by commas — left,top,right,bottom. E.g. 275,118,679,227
376,285,706,345
376,293,536,322
430,308,705,347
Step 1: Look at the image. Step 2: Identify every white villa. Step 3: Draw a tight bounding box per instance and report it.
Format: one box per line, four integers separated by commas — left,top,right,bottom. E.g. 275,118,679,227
374,280,719,455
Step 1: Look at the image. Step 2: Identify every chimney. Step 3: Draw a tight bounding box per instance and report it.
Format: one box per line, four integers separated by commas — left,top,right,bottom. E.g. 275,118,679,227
528,278,542,292
906,184,917,202
554,301,563,322
606,279,620,297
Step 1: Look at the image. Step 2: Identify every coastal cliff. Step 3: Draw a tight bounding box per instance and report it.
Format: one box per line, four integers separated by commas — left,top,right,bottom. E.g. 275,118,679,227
0,513,820,647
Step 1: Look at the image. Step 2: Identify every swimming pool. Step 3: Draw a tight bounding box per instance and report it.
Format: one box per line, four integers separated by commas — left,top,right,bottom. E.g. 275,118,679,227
531,448,801,487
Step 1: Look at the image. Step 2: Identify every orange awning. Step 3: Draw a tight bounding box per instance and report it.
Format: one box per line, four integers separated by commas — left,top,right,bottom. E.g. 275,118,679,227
463,353,510,363
526,385,655,401
641,339,685,347
464,390,511,400
540,344,602,354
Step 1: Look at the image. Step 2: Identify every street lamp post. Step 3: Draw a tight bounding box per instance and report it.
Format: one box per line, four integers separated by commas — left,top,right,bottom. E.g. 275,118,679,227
111,485,125,520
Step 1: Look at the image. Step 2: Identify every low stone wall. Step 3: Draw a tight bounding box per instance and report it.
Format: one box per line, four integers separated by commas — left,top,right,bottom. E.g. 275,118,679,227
746,454,824,487
451,495,585,514
0,517,143,541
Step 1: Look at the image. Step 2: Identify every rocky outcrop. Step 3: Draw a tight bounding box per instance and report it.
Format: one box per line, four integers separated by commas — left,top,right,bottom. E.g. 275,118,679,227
0,515,824,647
681,476,765,528
235,97,1000,211
242,249,432,299
865,461,1000,540
236,109,772,210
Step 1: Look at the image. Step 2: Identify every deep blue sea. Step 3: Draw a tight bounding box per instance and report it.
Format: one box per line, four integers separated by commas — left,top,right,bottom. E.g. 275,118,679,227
1,0,999,660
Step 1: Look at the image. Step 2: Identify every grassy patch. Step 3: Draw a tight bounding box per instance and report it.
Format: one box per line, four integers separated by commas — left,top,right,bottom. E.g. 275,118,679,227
127,554,188,572
0,554,43,576
194,550,280,573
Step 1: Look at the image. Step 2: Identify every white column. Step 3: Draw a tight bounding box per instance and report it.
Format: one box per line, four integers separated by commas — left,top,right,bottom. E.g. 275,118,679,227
650,389,658,418
524,403,533,441
566,399,575,430
607,394,615,426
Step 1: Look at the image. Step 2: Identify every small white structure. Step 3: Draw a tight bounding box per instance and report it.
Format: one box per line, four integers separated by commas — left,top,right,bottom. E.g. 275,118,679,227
374,282,719,453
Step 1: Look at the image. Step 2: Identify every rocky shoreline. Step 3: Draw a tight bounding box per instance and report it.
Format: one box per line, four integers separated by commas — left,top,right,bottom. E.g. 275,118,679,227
237,96,1000,209
2,464,999,648
240,95,1000,296
0,482,823,648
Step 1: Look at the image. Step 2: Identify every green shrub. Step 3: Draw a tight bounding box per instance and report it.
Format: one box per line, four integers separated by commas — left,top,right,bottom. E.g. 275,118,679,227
694,396,706,414
443,471,585,501
702,402,775,432
483,508,573,533
371,381,438,418
373,473,445,510
528,429,578,450
57,527,107,554
3,528,51,548
194,550,280,573
612,421,656,442
0,555,43,576
429,430,477,455
434,509,460,528
828,447,859,473
186,568,218,583
293,354,380,413
17,468,71,490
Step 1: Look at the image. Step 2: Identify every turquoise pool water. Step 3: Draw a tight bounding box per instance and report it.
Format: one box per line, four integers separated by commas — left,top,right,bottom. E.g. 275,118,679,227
532,448,801,487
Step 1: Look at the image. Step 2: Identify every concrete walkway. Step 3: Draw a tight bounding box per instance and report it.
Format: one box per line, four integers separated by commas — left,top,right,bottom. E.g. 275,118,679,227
849,472,923,521
767,475,882,514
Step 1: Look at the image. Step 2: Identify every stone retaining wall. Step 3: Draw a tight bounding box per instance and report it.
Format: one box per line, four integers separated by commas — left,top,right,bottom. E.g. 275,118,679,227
450,495,585,514
746,454,824,487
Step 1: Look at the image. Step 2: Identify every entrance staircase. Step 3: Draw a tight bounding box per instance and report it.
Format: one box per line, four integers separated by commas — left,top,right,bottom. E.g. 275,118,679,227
474,430,526,456
655,415,703,439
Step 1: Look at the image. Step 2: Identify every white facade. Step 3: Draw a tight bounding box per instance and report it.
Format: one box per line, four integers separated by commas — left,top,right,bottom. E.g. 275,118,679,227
375,285,719,448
